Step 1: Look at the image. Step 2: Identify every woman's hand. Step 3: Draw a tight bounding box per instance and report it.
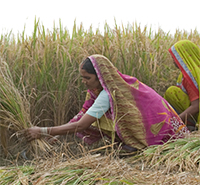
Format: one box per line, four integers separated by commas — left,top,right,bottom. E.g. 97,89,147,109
24,113,96,142
25,126,41,141
179,99,199,122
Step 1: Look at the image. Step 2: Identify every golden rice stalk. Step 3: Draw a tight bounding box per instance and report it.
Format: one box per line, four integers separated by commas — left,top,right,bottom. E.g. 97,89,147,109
131,134,200,173
1,150,200,184
0,57,50,156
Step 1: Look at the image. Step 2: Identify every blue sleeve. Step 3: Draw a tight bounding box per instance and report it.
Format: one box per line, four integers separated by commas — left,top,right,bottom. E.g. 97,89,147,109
86,90,110,119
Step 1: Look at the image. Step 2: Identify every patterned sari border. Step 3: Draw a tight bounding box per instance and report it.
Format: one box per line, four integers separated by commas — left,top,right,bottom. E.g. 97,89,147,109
170,45,199,92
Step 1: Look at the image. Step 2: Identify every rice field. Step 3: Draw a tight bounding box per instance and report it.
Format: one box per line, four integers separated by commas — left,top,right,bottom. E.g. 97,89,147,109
1,19,200,184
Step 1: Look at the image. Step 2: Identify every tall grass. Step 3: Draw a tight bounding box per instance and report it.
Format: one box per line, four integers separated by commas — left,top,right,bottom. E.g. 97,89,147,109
0,57,52,158
0,57,30,155
1,18,200,158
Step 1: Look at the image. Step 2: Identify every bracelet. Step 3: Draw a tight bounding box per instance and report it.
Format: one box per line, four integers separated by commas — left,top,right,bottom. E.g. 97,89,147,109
49,127,52,135
40,127,48,135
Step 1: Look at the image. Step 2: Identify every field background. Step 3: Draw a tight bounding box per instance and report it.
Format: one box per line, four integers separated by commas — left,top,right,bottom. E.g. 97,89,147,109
1,20,200,184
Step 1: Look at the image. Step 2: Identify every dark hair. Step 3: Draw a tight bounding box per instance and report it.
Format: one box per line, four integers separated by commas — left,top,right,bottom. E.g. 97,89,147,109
81,57,97,76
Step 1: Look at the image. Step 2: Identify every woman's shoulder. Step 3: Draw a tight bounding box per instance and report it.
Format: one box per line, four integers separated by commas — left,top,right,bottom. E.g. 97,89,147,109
97,89,109,99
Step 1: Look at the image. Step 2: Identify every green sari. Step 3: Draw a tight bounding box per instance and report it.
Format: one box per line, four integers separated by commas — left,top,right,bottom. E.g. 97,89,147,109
164,40,200,126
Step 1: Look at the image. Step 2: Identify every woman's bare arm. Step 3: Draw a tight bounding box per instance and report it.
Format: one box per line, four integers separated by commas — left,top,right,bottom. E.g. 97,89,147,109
25,114,97,141
48,114,96,135
179,99,199,122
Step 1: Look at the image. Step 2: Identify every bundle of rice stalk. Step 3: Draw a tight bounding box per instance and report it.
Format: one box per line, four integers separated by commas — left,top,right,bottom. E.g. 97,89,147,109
0,57,50,157
131,134,200,173
1,153,200,184
0,152,137,184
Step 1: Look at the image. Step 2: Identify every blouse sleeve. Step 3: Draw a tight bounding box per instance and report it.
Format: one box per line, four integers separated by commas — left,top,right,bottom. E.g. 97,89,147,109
86,90,110,119
183,78,199,102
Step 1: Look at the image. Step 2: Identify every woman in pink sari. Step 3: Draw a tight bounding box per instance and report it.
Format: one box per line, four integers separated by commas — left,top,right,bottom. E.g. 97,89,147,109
26,55,189,150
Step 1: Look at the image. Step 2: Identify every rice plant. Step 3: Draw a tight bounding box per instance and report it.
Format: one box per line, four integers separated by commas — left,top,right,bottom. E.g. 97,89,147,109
0,56,51,159
1,19,200,185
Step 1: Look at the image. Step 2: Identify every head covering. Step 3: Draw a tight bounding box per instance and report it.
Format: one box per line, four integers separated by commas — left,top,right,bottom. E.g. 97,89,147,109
70,55,188,149
169,40,200,125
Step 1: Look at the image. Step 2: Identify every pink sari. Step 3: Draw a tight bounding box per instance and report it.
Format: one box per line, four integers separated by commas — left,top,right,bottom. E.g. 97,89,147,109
69,55,189,149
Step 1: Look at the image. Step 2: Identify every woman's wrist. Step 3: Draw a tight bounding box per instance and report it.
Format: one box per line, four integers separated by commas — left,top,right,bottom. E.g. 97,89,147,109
40,127,53,136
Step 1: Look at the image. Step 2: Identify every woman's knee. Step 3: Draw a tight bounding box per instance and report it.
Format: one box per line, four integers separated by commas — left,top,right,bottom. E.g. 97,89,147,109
164,86,178,101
